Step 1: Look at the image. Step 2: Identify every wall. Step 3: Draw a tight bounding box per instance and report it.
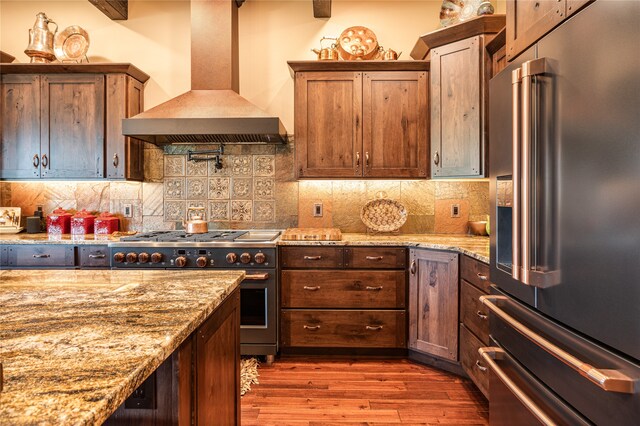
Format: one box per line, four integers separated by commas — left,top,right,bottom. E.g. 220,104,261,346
1,0,497,234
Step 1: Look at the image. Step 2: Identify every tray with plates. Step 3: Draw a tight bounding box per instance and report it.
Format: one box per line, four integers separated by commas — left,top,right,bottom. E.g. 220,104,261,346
360,197,408,233
54,25,90,63
0,207,22,233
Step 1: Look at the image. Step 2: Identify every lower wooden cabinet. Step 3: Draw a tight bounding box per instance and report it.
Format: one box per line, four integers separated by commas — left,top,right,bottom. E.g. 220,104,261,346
459,323,489,397
408,249,459,361
280,245,407,351
281,310,406,348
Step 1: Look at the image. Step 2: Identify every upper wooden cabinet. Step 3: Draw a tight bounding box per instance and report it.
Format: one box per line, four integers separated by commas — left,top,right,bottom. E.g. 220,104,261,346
0,63,149,181
506,0,593,61
289,61,429,179
411,15,505,178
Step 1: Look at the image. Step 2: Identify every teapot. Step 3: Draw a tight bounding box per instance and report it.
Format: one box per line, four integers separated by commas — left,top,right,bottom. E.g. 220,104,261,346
25,12,58,63
312,37,339,61
183,207,208,234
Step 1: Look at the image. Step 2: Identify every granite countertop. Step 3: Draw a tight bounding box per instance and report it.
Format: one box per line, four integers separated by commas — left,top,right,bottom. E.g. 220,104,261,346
279,233,490,263
0,232,490,263
0,269,244,425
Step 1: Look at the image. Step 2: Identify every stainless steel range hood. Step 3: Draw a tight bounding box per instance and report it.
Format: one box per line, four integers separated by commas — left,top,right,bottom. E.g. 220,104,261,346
122,0,286,145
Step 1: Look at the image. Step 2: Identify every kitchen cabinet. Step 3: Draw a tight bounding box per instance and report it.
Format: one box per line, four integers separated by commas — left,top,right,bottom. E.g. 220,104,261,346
280,245,407,351
408,248,459,361
506,0,593,61
0,63,149,181
487,28,507,78
411,15,504,178
288,61,429,179
2,244,110,269
458,255,491,398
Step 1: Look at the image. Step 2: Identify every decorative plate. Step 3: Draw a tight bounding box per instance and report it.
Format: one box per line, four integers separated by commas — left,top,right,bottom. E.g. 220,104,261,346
459,0,482,22
360,198,408,232
54,25,90,62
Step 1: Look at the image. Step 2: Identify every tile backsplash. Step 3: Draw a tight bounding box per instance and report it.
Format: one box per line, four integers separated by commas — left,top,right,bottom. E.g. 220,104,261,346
0,141,489,234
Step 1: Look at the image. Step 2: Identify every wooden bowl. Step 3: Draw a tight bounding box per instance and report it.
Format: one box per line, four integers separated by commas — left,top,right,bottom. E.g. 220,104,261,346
468,221,488,236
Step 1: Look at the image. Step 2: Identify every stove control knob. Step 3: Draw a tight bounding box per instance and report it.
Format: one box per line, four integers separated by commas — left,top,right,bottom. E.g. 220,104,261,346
151,252,163,263
126,252,138,263
138,252,150,263
113,252,126,263
226,253,237,264
175,256,187,268
240,252,252,264
254,252,266,264
196,256,208,268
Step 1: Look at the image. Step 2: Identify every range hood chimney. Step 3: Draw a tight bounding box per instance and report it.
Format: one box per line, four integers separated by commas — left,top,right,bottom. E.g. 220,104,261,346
122,0,286,144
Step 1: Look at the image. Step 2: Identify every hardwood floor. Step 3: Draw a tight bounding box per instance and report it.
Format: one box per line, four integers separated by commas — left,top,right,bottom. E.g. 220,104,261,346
241,357,488,425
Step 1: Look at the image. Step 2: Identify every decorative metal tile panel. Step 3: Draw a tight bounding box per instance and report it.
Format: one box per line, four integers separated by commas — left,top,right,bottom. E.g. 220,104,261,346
208,201,230,221
164,155,186,177
164,200,185,221
164,178,185,200
207,177,230,200
253,177,275,200
254,200,275,222
231,200,253,221
231,177,252,199
253,155,275,177
230,155,252,176
186,177,207,199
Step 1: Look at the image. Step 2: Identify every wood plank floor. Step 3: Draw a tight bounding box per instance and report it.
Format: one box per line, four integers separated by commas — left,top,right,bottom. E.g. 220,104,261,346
241,358,488,425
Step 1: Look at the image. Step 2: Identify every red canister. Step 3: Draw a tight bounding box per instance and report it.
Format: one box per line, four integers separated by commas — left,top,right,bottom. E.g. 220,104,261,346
71,209,96,235
46,208,72,234
94,212,119,235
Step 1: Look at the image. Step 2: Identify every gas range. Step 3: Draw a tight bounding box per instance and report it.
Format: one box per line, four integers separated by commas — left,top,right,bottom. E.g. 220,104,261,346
108,230,280,269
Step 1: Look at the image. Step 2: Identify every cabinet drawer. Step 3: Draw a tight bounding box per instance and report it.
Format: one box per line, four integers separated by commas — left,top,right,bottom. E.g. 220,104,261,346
79,245,110,268
280,247,343,269
344,247,406,269
460,255,491,293
282,270,405,309
460,280,490,345
460,324,489,398
281,310,406,348
7,245,75,267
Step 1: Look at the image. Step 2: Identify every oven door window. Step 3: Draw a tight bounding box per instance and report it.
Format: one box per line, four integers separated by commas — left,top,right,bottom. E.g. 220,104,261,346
240,288,267,328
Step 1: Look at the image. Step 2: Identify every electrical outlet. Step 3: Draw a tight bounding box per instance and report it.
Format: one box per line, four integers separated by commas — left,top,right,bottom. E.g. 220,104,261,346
123,203,133,218
313,202,323,217
450,204,460,218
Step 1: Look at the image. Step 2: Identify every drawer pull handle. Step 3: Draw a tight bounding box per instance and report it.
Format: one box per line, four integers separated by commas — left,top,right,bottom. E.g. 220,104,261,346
33,154,40,168
477,273,488,281
303,325,320,331
33,254,51,259
303,255,322,260
245,273,270,281
365,286,383,291
88,254,106,259
475,360,488,372
303,285,321,291
476,311,488,320
366,325,383,331
410,260,416,275
113,153,119,168
41,154,48,168
365,256,383,261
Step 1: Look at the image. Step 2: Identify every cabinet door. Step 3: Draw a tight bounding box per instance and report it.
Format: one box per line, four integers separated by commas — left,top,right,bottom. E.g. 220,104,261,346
408,249,459,361
506,0,565,61
295,71,362,178
431,36,484,178
106,74,145,180
1,74,42,179
362,71,428,178
40,74,105,178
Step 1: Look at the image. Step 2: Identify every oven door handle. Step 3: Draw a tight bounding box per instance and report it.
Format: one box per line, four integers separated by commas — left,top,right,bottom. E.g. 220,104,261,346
481,295,640,394
244,273,270,281
479,347,557,426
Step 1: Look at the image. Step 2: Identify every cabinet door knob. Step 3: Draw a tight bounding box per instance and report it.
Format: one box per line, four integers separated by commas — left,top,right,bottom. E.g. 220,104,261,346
433,151,440,165
32,154,40,168
113,153,119,167
410,260,416,275
41,154,48,168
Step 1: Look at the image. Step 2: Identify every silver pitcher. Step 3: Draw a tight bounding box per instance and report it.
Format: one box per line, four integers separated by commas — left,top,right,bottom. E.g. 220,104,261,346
25,12,57,63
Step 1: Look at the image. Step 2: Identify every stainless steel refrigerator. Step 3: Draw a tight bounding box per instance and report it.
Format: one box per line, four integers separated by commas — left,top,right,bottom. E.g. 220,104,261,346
487,1,640,424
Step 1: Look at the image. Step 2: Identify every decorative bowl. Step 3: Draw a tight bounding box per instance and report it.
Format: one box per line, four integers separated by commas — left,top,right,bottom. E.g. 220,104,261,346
468,221,488,236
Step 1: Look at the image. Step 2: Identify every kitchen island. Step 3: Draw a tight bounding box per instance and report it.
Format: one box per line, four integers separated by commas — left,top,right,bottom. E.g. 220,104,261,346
0,269,244,425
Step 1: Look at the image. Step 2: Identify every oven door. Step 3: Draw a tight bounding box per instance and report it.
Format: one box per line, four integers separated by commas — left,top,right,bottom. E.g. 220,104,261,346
240,270,277,355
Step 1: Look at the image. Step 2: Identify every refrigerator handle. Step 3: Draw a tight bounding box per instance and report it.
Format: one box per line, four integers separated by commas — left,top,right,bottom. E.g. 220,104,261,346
481,295,640,394
511,68,522,282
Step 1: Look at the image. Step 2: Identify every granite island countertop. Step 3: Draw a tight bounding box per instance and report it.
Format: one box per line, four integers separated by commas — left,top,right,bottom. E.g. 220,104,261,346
1,233,490,263
0,269,244,425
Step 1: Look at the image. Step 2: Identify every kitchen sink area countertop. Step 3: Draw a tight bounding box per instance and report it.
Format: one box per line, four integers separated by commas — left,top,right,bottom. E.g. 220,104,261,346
0,269,244,425
278,233,490,263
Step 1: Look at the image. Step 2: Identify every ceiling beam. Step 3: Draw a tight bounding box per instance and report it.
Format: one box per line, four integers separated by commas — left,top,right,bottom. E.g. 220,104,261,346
313,0,331,18
88,0,128,20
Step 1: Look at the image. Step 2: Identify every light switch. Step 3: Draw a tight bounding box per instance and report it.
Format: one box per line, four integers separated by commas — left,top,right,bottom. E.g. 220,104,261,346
313,202,323,217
